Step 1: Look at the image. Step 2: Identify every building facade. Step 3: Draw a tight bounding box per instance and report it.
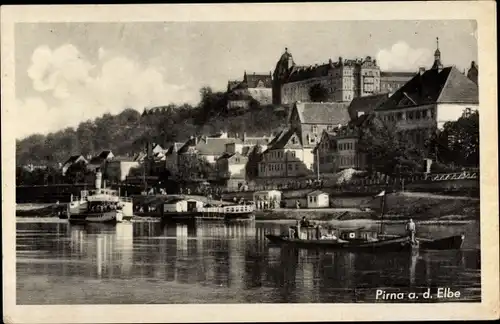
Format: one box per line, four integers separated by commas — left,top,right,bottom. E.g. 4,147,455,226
257,128,314,179
272,48,414,105
288,101,351,148
314,127,366,176
375,41,479,148
226,71,273,110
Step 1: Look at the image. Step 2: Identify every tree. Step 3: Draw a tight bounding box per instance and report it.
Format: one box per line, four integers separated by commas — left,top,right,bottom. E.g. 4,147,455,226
427,109,479,167
64,161,90,184
357,116,426,176
245,145,263,180
177,154,214,182
308,83,330,102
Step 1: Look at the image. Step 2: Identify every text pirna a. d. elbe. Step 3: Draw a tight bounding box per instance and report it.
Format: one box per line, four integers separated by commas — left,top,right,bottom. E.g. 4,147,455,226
376,288,461,301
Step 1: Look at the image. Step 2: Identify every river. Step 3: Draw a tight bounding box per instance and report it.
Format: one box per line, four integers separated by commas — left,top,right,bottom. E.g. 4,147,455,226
16,218,481,304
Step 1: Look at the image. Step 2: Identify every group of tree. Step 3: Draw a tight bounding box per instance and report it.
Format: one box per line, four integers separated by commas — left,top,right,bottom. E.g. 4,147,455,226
357,109,479,177
16,86,286,169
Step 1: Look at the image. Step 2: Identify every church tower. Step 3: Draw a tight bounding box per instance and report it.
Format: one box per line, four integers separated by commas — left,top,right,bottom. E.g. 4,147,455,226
272,48,295,104
431,37,444,71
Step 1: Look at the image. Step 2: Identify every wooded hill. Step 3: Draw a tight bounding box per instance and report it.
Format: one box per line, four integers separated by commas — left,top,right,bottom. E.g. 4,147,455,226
16,87,287,166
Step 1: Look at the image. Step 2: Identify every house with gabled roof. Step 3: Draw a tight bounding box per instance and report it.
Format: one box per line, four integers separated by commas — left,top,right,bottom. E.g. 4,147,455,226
226,71,273,110
375,63,479,147
257,128,314,180
289,101,350,148
61,155,88,176
347,93,391,120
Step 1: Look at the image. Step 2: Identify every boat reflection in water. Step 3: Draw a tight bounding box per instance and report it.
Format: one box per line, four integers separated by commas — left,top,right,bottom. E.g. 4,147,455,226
16,220,480,304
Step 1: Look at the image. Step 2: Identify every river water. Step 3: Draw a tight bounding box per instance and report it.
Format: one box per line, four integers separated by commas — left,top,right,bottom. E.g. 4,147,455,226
16,218,481,304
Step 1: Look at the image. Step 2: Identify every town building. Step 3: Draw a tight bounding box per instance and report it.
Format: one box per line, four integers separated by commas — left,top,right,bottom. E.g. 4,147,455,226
61,155,88,176
347,93,391,120
106,156,140,181
380,71,416,93
289,101,350,148
314,125,367,176
226,71,273,110
272,48,414,105
257,128,314,179
375,40,479,148
306,190,329,208
215,135,271,190
163,142,185,177
87,150,114,171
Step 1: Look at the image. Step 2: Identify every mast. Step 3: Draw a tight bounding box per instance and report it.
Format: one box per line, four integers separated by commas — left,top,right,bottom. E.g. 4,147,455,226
379,191,386,234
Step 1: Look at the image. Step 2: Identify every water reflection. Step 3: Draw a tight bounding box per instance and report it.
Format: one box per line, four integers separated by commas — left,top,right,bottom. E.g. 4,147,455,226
16,220,481,304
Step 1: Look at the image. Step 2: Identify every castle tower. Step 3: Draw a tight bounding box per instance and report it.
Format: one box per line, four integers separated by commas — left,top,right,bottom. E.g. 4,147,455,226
273,48,295,104
431,37,443,71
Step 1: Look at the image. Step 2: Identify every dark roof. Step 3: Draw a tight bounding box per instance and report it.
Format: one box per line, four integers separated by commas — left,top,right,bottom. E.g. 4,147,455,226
377,66,479,111
178,137,242,156
348,93,390,119
380,71,416,78
89,156,105,165
244,73,272,88
295,102,350,125
165,142,185,154
99,150,113,159
287,63,331,83
265,128,303,151
63,155,86,166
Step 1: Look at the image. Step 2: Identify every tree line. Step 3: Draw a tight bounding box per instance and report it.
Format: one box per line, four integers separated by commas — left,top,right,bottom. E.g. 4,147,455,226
16,86,286,168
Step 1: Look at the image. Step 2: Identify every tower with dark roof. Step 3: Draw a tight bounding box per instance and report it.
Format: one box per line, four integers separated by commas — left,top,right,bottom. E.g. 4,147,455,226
431,37,444,71
272,48,295,104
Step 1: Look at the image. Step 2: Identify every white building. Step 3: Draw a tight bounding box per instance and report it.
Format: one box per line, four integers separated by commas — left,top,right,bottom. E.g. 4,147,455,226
163,198,204,213
306,190,329,208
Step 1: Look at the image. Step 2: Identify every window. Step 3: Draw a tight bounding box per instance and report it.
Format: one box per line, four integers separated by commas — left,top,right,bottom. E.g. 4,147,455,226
312,125,318,133
295,164,298,170
291,151,296,157
288,164,292,170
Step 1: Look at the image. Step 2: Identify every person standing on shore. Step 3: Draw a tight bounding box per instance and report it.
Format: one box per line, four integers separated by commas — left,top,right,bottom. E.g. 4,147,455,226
406,218,416,243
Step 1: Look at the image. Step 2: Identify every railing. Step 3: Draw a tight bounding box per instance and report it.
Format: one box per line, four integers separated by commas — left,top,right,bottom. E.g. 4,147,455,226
220,170,480,194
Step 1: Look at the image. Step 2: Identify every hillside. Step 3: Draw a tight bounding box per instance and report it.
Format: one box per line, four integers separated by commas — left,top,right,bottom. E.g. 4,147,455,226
16,89,287,166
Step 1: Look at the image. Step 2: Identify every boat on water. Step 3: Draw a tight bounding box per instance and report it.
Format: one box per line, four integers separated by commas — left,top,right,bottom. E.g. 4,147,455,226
265,229,464,252
67,200,124,224
265,189,465,252
162,198,255,221
66,170,134,221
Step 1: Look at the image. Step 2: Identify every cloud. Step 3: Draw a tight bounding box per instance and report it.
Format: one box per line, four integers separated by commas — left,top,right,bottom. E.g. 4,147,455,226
19,44,199,138
376,41,433,71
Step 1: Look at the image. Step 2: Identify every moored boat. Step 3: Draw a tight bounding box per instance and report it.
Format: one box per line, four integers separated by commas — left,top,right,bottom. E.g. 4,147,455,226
68,171,134,220
162,198,255,221
265,233,415,252
68,209,124,224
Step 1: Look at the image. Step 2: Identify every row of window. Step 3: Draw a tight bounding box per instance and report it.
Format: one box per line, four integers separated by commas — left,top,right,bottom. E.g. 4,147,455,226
379,108,435,122
308,196,318,203
260,163,300,172
339,155,357,167
263,150,296,161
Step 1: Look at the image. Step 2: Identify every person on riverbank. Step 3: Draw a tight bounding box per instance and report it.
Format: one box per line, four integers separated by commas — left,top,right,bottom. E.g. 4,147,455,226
406,218,416,243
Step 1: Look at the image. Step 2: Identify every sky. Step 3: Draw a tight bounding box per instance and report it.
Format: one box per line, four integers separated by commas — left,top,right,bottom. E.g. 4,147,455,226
15,20,478,139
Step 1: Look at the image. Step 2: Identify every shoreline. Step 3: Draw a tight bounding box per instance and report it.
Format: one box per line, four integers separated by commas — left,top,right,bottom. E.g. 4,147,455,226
15,215,475,226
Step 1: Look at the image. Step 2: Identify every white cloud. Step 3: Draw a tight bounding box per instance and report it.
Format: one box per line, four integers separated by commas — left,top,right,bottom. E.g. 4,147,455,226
376,41,433,71
19,44,199,139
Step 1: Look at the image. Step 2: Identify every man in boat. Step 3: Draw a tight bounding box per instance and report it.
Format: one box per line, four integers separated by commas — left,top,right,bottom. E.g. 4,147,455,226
300,216,310,227
406,218,416,244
